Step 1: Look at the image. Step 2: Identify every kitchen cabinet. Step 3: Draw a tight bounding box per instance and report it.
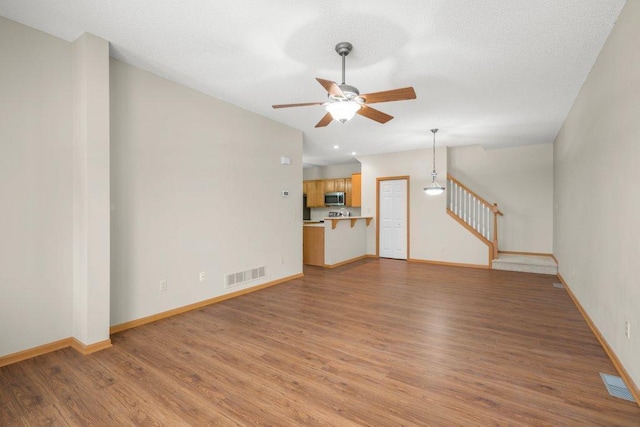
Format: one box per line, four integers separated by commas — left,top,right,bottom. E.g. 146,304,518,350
322,178,346,194
324,179,335,193
314,180,325,206
304,180,326,207
351,173,362,207
303,225,325,266
304,175,359,208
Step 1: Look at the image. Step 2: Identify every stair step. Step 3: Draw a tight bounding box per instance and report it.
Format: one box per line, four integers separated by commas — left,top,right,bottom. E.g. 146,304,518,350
492,254,557,275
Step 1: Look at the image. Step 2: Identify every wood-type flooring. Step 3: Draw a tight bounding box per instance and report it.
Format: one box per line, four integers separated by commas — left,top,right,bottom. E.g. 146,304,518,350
1,259,639,425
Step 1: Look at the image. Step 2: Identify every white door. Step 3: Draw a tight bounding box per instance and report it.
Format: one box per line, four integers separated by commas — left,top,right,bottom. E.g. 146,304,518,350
379,179,407,259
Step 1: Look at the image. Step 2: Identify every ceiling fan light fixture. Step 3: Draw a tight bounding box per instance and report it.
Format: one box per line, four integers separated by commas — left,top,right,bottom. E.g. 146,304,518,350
326,101,361,123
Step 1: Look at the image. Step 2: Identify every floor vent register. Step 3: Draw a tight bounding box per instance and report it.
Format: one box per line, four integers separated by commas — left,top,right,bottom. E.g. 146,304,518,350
600,373,636,402
225,266,266,289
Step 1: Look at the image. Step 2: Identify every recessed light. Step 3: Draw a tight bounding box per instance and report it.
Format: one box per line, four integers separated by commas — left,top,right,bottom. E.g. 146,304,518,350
351,151,357,155
333,145,340,149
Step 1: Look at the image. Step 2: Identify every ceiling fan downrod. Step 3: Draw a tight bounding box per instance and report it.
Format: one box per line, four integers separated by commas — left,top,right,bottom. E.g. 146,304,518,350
335,42,352,85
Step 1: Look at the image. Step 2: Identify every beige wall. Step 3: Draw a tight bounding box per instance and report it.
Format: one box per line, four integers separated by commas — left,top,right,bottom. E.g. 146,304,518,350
0,17,74,355
303,162,360,180
449,144,554,253
109,59,303,325
72,33,111,346
554,1,640,388
0,15,303,357
359,148,489,266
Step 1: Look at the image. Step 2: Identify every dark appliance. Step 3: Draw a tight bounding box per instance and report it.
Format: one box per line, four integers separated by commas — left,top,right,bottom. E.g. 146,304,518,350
302,194,311,220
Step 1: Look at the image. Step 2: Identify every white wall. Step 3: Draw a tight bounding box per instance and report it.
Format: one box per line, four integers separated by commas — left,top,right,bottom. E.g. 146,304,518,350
303,162,360,180
554,1,639,389
110,59,303,326
449,144,553,253
359,148,489,266
0,17,74,355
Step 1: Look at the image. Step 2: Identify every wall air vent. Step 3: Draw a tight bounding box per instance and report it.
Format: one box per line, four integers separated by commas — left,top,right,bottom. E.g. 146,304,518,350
225,266,266,289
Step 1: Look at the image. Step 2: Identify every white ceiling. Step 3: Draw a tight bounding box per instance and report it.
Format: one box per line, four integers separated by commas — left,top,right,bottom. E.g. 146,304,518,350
0,0,625,166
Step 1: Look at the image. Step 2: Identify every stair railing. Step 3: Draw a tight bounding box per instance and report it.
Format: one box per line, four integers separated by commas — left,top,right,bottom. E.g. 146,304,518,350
446,174,503,259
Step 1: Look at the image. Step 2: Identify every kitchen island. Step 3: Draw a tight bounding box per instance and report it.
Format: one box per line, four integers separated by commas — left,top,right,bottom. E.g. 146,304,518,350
303,217,372,267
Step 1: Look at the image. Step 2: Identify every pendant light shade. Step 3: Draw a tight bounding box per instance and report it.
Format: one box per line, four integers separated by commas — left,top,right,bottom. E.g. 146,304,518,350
326,101,361,123
424,128,445,196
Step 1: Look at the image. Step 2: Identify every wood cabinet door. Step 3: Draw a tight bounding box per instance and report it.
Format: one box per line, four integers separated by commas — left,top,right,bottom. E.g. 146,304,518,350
334,178,346,192
351,173,362,207
324,179,335,193
315,180,326,207
305,180,320,207
345,178,352,206
303,227,325,266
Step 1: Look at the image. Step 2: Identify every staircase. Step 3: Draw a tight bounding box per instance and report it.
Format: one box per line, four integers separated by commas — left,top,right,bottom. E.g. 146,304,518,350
491,253,558,275
446,175,557,275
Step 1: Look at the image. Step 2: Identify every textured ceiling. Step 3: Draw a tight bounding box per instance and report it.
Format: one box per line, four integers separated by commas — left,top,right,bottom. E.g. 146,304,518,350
0,0,625,166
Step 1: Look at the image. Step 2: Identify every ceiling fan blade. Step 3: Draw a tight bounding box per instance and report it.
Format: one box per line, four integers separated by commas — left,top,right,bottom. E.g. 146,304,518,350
361,87,416,104
316,78,346,98
315,112,333,128
357,105,393,124
272,101,324,109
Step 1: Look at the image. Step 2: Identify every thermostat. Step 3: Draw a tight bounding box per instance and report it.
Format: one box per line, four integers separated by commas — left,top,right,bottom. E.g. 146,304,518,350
281,190,289,197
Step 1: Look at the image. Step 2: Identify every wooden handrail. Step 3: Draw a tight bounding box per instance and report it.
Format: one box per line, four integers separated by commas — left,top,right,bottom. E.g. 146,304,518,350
447,174,494,210
447,174,503,260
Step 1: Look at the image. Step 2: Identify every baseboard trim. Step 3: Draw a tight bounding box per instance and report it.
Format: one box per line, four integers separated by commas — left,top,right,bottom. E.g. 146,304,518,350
0,336,113,367
498,251,555,258
0,338,72,367
558,273,640,406
324,255,369,269
110,272,304,334
408,258,489,269
70,338,113,355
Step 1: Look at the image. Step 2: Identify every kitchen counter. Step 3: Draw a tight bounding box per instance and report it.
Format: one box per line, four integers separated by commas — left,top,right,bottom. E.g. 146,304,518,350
303,216,373,268
324,216,373,230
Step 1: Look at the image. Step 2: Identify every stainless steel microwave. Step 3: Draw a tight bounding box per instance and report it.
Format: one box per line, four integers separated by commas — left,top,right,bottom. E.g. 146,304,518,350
324,192,345,206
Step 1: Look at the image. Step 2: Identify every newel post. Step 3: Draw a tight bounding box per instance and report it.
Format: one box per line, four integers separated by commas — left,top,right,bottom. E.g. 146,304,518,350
492,203,503,259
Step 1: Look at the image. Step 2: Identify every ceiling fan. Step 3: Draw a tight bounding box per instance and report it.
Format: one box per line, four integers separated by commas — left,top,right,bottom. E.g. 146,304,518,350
272,42,417,128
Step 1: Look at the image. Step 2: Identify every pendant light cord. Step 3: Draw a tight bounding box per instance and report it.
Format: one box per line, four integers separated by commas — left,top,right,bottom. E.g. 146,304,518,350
431,128,438,175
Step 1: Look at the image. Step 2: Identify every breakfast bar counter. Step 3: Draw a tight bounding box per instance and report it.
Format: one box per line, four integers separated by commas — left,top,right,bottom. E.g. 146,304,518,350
303,217,373,267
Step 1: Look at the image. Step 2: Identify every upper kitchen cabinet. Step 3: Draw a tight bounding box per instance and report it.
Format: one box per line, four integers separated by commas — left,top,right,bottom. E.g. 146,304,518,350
303,174,361,208
324,179,335,193
351,173,361,207
305,180,326,207
324,178,346,193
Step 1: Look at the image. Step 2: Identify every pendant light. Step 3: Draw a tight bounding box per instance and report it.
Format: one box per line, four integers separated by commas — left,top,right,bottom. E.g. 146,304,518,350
424,128,445,196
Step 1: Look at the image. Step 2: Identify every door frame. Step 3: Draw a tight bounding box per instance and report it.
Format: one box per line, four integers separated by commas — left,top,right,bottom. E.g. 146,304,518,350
376,176,410,259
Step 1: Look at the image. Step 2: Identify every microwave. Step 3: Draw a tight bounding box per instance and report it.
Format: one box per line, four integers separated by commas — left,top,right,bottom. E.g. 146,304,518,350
324,192,345,206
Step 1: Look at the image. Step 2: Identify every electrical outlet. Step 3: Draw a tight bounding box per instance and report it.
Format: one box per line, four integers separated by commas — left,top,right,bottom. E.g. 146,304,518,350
280,257,285,264
199,272,205,282
441,245,446,254
625,320,631,339
160,280,167,292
